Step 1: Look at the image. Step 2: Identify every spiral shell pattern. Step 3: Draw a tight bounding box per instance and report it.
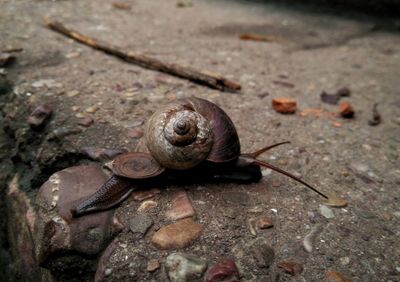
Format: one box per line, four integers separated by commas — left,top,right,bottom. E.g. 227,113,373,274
145,100,213,170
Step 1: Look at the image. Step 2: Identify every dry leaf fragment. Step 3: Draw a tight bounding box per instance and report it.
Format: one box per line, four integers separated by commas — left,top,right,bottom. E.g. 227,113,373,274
339,102,355,118
272,98,297,114
112,2,131,10
323,193,348,207
277,261,304,275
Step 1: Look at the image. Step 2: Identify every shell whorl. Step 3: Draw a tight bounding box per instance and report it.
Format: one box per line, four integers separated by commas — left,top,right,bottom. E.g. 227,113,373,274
145,100,213,170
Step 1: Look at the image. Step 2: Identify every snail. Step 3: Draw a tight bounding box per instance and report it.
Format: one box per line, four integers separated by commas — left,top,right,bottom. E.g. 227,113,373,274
71,97,328,217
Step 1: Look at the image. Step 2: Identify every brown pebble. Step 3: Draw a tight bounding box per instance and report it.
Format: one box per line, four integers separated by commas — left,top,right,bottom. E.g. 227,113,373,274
336,87,351,97
112,2,131,10
151,218,203,250
133,188,161,201
27,104,53,128
165,191,196,221
127,128,144,138
147,259,160,272
339,102,354,118
205,259,240,282
332,122,342,128
258,216,273,229
277,261,303,276
78,116,94,127
325,269,352,282
272,98,297,114
0,53,16,67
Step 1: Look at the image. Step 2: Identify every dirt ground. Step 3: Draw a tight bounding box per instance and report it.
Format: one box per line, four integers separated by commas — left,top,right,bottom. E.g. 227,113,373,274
1,0,400,281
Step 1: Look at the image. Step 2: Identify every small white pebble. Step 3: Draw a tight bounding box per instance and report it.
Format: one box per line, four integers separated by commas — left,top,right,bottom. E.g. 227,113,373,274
104,268,112,276
261,169,272,176
271,208,278,213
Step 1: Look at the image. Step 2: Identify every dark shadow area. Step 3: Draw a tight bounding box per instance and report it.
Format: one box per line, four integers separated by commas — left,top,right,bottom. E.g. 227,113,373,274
235,0,400,28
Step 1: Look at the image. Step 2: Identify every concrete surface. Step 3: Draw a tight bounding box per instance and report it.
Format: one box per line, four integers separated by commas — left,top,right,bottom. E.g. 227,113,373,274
1,0,400,281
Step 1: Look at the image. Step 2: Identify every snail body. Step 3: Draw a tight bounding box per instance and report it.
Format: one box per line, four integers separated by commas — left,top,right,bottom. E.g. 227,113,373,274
72,97,327,217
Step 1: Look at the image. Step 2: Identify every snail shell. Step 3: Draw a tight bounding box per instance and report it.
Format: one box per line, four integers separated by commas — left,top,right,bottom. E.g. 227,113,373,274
112,152,165,178
145,97,240,170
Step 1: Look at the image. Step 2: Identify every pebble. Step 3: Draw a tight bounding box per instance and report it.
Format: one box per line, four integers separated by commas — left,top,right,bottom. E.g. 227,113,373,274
339,102,354,118
303,224,322,253
349,162,369,174
165,191,196,221
247,206,263,214
0,53,16,67
85,106,99,113
247,218,257,236
127,128,144,138
65,52,80,59
205,259,240,282
31,79,63,88
47,127,81,140
129,214,154,237
137,200,158,212
272,98,297,114
165,253,207,282
221,207,236,219
67,90,80,97
104,268,112,276
147,259,160,272
71,106,80,112
133,188,161,201
320,205,335,219
151,218,203,250
222,191,249,206
277,261,304,276
125,91,137,97
257,216,273,229
361,234,370,241
112,2,132,10
325,269,352,282
176,0,193,8
249,238,275,268
339,257,350,266
78,116,94,127
27,104,52,128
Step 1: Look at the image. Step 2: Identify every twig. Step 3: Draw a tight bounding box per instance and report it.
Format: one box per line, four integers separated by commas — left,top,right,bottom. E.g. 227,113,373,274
44,17,241,92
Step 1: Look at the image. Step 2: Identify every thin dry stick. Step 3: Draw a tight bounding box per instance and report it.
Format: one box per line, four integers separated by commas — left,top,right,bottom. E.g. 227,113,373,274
44,17,241,92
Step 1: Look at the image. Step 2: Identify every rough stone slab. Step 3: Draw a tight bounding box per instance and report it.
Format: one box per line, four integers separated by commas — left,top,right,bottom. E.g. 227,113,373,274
35,165,123,276
6,175,42,281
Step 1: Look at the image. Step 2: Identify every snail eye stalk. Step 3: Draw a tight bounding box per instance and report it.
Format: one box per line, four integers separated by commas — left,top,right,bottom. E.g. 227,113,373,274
239,142,328,199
